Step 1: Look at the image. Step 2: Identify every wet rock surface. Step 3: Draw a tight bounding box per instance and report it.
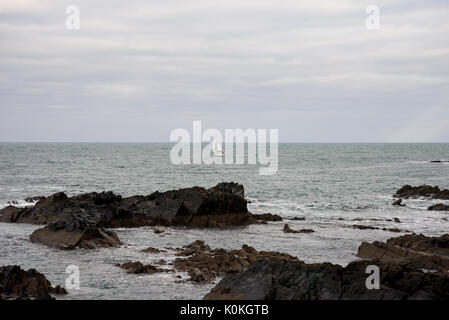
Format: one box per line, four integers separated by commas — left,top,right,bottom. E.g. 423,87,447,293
394,185,449,200
357,233,449,272
283,224,314,234
204,258,449,300
0,265,67,300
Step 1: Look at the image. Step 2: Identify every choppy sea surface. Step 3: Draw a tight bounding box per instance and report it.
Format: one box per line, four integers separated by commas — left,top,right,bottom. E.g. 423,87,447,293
0,143,448,299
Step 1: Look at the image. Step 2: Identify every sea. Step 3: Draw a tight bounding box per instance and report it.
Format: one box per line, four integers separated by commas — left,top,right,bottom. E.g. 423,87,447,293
0,143,448,299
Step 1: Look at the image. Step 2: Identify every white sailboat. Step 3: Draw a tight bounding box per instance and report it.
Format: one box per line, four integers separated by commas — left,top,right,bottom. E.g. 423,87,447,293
212,136,224,157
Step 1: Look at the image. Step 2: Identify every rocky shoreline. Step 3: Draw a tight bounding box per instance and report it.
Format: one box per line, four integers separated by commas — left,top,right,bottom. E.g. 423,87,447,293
0,182,273,250
1,183,449,300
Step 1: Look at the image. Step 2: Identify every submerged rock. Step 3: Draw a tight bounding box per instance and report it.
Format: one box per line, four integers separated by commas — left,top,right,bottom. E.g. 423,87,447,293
428,203,449,211
394,185,449,200
252,213,283,221
392,199,405,206
0,265,67,300
204,258,449,300
283,224,314,234
357,233,449,272
116,261,171,274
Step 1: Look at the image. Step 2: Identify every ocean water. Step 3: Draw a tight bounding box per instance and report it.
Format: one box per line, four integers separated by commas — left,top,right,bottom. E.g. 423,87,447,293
0,143,449,299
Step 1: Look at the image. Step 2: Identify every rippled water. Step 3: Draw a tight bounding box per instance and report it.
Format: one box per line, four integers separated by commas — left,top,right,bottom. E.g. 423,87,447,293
0,143,448,299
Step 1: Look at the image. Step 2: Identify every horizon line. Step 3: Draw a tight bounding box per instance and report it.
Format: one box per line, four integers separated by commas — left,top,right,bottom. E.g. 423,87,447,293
1,141,449,144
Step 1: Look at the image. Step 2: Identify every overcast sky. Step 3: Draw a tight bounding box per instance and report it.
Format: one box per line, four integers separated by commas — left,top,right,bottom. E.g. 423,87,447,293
1,0,448,142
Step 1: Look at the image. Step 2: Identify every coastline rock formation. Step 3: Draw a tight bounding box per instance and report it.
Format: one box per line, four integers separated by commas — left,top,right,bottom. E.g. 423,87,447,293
0,265,67,300
357,233,449,272
394,185,449,200
0,182,252,228
0,182,259,249
204,258,449,300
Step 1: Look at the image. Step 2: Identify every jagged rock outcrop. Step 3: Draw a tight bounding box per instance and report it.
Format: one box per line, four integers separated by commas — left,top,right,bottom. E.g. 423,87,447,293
204,258,449,300
0,182,252,228
394,185,449,200
0,265,67,300
357,234,449,272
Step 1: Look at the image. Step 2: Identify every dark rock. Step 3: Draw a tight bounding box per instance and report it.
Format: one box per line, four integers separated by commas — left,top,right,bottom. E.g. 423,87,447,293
393,217,401,223
0,183,252,228
252,213,282,221
428,203,449,211
0,265,67,300
357,233,449,272
290,217,306,221
392,199,405,206
116,261,170,274
142,247,166,254
352,224,379,230
352,225,408,233
394,185,449,200
283,224,314,234
204,258,449,300
208,182,245,198
30,215,122,250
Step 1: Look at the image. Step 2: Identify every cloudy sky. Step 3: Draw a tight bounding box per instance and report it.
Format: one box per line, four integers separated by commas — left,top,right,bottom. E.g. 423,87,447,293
1,0,448,142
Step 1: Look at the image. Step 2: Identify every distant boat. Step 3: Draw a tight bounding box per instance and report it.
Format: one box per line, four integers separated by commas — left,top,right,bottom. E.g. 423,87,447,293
213,136,224,157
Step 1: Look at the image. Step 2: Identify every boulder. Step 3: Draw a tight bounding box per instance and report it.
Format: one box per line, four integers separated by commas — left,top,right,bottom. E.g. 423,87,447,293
0,265,67,300
394,185,449,200
29,215,122,250
428,203,449,211
204,258,449,300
